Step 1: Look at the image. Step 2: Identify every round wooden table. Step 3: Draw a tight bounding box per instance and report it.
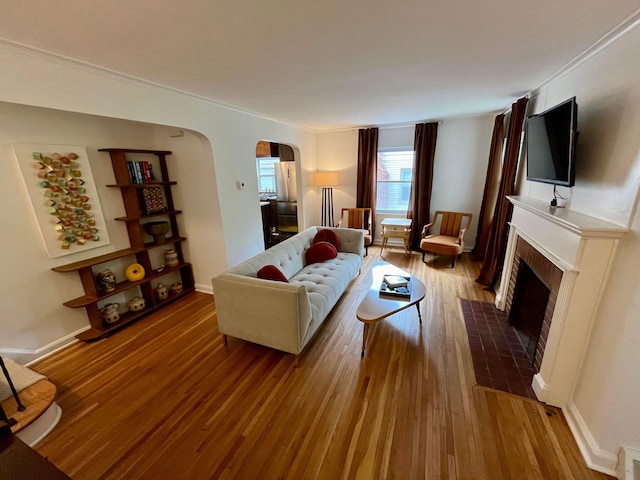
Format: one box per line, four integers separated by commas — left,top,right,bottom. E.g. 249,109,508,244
356,261,426,356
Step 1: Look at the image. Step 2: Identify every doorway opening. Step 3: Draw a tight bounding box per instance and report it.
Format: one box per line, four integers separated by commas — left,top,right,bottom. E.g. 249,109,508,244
256,141,298,248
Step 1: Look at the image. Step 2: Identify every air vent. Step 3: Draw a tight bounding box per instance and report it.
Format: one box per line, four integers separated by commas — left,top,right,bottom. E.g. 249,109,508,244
618,447,640,480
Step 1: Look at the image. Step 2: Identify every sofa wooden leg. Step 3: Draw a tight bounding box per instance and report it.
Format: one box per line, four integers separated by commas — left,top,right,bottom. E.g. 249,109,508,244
294,355,300,368
222,334,228,346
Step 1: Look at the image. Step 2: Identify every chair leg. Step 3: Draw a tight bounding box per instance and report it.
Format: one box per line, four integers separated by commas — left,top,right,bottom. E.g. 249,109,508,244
421,251,426,263
451,256,455,268
365,245,368,257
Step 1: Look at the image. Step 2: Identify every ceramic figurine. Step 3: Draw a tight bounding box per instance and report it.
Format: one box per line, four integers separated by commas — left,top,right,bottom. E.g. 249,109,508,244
127,296,146,312
100,303,120,324
155,283,169,301
170,282,183,295
164,249,179,267
96,269,116,293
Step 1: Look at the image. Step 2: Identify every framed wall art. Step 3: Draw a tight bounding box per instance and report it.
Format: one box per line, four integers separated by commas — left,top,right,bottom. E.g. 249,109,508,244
12,144,111,258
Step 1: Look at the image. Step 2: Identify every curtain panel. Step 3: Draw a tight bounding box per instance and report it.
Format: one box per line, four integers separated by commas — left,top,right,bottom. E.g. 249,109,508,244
357,128,379,237
408,122,438,250
472,113,506,261
476,96,529,287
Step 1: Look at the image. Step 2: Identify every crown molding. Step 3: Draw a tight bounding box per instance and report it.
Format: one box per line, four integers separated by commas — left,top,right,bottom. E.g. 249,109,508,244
530,7,640,97
0,38,315,133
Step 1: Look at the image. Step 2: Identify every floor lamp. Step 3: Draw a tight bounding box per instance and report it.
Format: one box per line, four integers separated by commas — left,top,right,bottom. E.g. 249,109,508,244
314,172,340,227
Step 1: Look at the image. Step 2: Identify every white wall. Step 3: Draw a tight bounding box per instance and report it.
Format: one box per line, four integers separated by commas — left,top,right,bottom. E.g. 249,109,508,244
316,117,494,246
519,23,640,472
0,103,157,353
0,42,316,359
431,116,495,245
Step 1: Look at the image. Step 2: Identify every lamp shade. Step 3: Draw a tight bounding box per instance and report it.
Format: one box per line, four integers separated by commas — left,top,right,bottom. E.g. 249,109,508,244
314,172,340,186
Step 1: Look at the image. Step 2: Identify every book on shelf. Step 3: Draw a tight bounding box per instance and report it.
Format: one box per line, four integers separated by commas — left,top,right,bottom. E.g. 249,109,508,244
126,161,155,184
141,161,152,183
133,161,144,184
127,161,138,184
379,276,411,298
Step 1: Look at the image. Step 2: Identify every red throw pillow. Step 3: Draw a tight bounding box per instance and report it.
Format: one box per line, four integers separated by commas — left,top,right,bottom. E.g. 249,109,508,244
305,241,338,264
313,229,340,250
257,265,288,282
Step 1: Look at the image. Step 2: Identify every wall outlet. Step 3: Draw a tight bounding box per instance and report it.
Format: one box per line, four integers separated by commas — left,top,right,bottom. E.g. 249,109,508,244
236,180,246,190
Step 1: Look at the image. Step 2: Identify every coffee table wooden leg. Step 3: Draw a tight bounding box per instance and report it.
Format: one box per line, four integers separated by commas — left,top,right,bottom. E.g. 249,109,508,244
415,302,422,325
361,323,369,357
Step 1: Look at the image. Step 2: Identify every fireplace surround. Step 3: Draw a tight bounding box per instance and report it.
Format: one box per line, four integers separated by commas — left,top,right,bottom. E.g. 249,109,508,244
506,237,562,371
495,196,627,407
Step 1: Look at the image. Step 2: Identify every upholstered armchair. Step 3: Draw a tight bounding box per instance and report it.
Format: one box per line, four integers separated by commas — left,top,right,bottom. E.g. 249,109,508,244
420,211,472,267
338,207,373,256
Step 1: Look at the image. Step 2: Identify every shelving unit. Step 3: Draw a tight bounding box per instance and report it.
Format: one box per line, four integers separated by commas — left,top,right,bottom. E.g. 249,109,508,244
52,148,195,341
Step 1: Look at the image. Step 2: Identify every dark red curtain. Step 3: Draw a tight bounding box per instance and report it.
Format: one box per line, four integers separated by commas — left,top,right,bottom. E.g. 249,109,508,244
472,113,505,261
476,97,528,287
357,128,379,237
408,122,438,250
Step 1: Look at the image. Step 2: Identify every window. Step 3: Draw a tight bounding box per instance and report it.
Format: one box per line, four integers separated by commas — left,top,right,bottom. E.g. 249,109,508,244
376,149,415,212
256,157,280,194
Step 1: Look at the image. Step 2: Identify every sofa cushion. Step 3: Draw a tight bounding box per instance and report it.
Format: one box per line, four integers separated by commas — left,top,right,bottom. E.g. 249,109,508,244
291,252,361,343
257,264,288,282
305,241,338,264
313,229,340,250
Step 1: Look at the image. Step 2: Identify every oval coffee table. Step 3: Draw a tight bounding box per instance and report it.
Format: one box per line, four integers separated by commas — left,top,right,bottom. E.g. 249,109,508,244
356,260,426,356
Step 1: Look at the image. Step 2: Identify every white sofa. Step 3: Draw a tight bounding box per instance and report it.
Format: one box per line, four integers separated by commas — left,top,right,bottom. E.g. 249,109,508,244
212,226,364,361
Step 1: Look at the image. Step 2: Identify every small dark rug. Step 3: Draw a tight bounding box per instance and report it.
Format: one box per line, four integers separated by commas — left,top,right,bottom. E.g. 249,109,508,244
460,299,536,399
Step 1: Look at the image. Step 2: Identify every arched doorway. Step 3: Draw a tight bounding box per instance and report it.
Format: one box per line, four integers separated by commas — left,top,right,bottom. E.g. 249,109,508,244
256,141,298,248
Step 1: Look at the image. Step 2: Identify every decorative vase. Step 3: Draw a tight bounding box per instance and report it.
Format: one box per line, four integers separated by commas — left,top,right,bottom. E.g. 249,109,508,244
96,269,116,293
144,221,170,243
164,249,179,267
100,303,120,324
127,296,146,312
170,282,183,295
155,283,169,301
125,263,145,282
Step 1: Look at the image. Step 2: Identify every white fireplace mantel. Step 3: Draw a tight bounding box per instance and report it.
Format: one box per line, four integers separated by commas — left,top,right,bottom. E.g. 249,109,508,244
496,196,628,407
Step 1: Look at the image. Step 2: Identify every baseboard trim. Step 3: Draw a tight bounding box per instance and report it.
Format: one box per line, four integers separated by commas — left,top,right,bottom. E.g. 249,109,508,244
0,326,89,365
532,373,549,402
563,401,618,476
195,283,213,295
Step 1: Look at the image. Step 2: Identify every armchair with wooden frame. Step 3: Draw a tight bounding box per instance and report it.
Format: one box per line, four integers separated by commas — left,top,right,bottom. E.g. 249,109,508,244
420,211,472,267
337,207,373,256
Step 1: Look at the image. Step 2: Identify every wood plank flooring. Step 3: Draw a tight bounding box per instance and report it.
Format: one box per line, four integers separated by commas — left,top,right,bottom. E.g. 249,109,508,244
30,248,612,479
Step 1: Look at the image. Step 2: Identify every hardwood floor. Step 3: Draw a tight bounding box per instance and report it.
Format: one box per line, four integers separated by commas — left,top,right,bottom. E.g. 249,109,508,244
31,248,612,479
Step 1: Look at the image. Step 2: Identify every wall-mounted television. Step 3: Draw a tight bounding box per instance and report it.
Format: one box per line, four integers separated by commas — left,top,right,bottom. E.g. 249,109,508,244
525,97,578,187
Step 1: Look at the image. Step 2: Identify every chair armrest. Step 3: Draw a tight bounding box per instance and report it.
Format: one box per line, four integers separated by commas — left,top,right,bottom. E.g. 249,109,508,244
457,227,468,245
421,222,434,238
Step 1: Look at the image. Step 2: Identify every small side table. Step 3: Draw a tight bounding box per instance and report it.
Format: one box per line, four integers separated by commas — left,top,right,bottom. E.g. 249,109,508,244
381,218,412,255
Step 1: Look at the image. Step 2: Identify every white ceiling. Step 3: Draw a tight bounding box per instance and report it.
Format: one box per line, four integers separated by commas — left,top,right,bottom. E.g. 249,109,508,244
2,1,640,131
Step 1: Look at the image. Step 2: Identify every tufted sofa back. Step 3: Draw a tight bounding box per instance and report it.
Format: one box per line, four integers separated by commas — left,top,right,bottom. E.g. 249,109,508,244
227,227,319,280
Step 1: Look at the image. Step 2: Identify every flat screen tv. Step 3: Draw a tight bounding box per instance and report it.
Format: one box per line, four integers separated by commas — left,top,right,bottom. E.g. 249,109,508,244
525,97,578,187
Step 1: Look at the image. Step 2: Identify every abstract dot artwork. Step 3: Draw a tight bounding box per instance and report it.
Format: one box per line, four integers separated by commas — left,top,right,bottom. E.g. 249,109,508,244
33,150,100,250
13,144,111,258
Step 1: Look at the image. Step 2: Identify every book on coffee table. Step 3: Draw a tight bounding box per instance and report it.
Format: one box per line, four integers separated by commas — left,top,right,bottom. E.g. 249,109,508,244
383,275,409,288
380,276,411,298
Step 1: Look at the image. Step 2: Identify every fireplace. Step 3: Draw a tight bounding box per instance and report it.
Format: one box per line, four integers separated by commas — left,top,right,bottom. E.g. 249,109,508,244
495,196,626,407
505,238,562,371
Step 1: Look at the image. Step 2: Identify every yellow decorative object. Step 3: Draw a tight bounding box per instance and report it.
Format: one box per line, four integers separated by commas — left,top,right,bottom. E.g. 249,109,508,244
125,263,145,282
